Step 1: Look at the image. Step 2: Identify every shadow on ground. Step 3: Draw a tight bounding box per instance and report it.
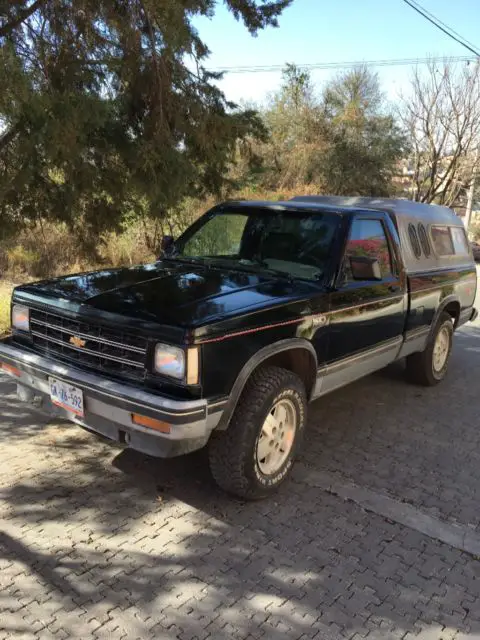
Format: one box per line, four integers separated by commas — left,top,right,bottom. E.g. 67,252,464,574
0,375,52,442
301,324,480,529
1,327,480,637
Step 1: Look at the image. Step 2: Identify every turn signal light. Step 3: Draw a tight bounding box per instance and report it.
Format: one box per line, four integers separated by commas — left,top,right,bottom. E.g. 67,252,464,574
131,413,171,433
1,362,21,377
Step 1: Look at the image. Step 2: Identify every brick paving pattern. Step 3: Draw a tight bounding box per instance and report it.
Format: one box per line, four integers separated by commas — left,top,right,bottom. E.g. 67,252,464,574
1,275,480,638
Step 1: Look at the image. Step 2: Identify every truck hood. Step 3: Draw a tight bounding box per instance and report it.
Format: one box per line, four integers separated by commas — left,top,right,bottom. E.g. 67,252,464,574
13,260,317,327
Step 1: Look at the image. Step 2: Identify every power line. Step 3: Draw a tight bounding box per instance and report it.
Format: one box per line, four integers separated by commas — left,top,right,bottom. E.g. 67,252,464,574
401,0,480,57
207,55,476,74
404,0,480,53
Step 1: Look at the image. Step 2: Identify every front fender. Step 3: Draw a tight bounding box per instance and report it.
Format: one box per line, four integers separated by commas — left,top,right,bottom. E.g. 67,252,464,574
215,338,318,431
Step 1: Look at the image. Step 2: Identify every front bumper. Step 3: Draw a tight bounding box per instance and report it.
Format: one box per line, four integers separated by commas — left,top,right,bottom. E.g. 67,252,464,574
0,337,225,458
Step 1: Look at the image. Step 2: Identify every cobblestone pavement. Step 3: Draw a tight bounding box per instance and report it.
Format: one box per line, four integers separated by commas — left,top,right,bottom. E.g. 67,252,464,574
1,279,480,639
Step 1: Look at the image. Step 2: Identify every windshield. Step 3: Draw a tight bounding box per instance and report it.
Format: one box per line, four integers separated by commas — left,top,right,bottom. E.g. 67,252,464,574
173,208,340,281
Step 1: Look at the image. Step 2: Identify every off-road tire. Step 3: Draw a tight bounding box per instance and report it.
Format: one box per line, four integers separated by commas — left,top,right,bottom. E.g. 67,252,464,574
208,365,307,499
406,312,454,386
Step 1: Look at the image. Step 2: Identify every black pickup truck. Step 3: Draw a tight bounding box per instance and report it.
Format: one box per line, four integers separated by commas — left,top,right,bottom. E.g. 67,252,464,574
0,196,477,498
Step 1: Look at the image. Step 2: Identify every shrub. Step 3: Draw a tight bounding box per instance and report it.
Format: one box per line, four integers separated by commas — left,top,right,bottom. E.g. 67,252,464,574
0,284,12,336
6,246,41,277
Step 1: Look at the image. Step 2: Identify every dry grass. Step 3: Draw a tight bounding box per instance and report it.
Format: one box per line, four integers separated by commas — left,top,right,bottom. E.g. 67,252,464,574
0,282,14,337
0,219,163,282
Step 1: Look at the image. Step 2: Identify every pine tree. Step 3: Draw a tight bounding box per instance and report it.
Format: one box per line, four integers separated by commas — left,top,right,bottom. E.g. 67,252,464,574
0,1,290,235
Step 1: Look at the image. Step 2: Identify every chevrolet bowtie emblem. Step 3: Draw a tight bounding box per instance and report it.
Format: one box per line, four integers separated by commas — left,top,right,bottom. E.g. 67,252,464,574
70,335,86,348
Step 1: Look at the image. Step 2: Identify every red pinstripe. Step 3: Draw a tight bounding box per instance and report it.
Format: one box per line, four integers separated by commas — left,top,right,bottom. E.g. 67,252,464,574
197,317,305,344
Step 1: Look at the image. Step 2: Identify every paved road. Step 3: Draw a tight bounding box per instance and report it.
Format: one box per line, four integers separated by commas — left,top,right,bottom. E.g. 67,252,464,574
1,275,480,639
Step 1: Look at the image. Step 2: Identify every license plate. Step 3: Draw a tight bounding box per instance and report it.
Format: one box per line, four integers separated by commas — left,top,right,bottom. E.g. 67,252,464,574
49,377,84,417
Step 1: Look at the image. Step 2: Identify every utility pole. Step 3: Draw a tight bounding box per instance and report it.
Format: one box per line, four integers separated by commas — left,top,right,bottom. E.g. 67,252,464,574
464,146,479,233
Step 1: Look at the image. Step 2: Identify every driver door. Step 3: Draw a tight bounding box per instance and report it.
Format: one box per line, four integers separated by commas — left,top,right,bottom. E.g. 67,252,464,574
321,213,407,394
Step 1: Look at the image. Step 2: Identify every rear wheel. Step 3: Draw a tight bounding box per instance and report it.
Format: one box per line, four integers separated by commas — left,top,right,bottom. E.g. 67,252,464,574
406,312,454,386
208,366,307,499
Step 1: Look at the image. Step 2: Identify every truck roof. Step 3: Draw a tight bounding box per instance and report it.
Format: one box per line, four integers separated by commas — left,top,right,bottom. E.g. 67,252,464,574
289,195,460,225
222,196,461,226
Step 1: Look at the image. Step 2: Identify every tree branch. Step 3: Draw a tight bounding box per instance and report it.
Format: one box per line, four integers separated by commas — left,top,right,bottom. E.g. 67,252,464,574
0,0,45,38
0,124,20,153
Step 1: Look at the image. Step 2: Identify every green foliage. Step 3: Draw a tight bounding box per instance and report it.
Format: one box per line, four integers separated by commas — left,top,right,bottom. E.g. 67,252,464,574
247,65,407,196
323,66,382,120
260,64,328,189
0,0,289,235
1,5,410,279
182,213,247,256
320,68,408,196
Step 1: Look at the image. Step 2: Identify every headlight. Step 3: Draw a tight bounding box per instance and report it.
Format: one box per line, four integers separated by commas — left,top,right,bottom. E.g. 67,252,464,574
12,305,30,332
154,344,199,384
154,344,185,380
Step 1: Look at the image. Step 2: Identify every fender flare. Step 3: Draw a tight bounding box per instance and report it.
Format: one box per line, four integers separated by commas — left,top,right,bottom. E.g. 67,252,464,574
429,294,461,337
215,338,318,431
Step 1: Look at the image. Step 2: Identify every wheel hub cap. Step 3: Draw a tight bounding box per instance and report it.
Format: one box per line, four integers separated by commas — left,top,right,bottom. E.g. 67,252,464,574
256,398,296,476
433,326,450,372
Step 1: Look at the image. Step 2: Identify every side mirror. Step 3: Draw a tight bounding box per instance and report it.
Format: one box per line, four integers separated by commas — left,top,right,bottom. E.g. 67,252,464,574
160,235,175,257
349,256,382,281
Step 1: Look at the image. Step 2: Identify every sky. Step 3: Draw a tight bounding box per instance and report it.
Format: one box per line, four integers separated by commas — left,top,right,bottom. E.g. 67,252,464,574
194,0,480,106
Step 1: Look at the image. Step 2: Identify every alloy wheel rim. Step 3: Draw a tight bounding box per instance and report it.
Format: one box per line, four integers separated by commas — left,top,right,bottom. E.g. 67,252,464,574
256,398,297,476
433,326,450,373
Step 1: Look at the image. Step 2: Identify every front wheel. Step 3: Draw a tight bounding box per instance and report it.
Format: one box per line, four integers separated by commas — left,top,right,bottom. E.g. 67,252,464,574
208,366,307,499
406,312,454,386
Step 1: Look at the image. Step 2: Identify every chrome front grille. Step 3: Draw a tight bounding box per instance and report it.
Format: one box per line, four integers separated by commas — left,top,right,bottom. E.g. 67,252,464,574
29,307,147,380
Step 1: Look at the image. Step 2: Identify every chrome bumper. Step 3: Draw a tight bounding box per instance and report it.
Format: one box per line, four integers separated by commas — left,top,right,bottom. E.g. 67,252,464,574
0,337,224,458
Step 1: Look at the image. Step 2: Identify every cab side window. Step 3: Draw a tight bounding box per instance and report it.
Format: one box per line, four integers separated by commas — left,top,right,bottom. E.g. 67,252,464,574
343,219,393,282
